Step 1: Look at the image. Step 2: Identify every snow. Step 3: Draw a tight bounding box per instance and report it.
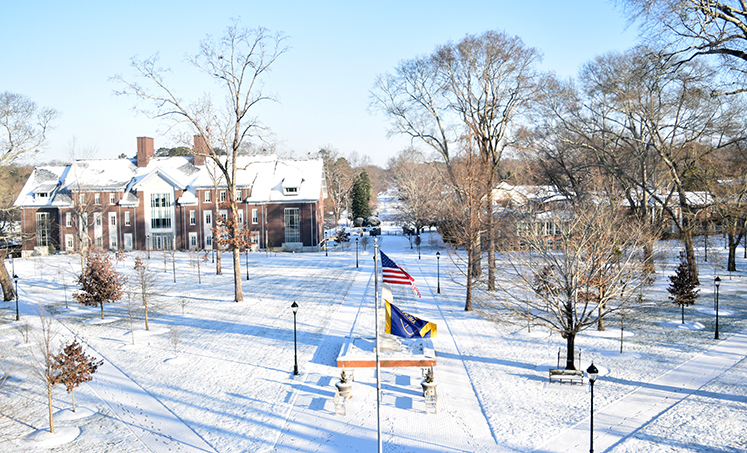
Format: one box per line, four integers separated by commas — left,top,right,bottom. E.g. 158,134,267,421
2,199,747,452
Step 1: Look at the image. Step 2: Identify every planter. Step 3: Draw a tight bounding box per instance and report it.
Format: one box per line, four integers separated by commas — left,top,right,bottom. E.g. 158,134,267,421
421,380,437,396
335,380,353,398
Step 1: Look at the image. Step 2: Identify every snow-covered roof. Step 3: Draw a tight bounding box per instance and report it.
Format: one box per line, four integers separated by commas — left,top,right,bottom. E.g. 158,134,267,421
14,155,325,208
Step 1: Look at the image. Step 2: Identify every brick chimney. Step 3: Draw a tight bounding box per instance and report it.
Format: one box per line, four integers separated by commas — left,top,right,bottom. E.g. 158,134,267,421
193,135,207,166
137,137,154,167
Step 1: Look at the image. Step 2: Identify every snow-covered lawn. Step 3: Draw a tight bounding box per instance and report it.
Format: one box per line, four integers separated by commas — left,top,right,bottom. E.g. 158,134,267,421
1,230,746,452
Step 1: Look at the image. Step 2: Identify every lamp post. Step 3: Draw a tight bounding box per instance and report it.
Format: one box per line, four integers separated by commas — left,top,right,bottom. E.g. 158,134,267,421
291,301,299,376
355,237,359,268
417,234,421,260
146,234,151,259
245,247,249,281
436,251,441,294
714,276,721,340
13,274,19,321
325,239,328,257
587,363,599,453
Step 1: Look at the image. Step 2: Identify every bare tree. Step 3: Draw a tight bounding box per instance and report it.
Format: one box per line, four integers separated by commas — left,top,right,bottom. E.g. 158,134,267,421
316,148,355,228
114,21,288,303
132,256,158,331
490,202,651,370
373,29,544,297
0,93,58,300
387,149,444,231
29,309,61,434
624,0,747,95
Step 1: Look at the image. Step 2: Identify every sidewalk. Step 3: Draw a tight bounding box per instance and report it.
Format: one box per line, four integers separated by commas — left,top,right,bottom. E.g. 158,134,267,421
535,332,747,452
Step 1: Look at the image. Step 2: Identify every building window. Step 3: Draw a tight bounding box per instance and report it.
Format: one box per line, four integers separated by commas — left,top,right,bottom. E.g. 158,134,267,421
284,208,300,243
94,193,101,204
65,212,72,227
79,194,85,204
252,208,258,224
284,187,298,195
205,190,211,202
65,234,74,251
109,213,116,226
95,213,102,226
206,235,213,247
109,193,115,204
220,191,226,202
36,212,50,247
238,210,244,225
235,190,242,201
125,211,131,226
150,193,172,229
189,232,198,249
124,234,133,250
219,210,228,221
190,210,196,225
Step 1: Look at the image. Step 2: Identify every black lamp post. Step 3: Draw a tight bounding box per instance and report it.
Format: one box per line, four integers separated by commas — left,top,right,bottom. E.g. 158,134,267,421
291,301,299,376
714,276,721,340
587,363,599,453
355,237,359,268
245,247,249,281
325,239,328,257
13,274,19,321
436,251,441,294
146,234,151,259
417,234,421,260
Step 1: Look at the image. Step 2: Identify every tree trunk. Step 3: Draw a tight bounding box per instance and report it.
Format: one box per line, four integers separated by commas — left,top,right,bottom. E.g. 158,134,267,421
681,304,685,324
471,235,481,281
683,228,699,285
486,196,495,291
0,255,15,301
232,248,243,302
643,240,656,275
47,383,54,434
565,333,576,370
72,388,76,412
144,304,149,331
465,245,474,312
100,302,105,320
216,250,222,275
727,233,738,272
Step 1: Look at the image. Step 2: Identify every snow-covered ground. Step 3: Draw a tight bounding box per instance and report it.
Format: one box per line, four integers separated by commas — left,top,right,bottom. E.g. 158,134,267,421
1,206,747,452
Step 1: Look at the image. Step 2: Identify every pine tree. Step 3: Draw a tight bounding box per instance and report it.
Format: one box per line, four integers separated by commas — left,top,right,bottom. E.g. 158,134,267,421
351,170,372,221
74,249,126,319
52,339,102,412
667,251,700,324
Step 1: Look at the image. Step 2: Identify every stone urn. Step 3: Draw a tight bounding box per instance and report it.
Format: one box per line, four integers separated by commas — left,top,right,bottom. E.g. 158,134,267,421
335,380,353,398
421,380,437,397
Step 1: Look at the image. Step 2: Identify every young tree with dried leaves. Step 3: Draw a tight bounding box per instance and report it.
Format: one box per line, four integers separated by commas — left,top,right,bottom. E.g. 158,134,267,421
52,339,102,412
114,21,288,302
74,249,125,319
492,202,651,370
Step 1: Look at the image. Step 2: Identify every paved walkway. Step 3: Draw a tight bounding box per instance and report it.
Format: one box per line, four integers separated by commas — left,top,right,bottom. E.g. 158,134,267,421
535,332,747,452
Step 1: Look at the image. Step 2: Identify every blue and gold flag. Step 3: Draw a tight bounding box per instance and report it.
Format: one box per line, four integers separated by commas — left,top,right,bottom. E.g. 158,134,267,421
384,300,437,339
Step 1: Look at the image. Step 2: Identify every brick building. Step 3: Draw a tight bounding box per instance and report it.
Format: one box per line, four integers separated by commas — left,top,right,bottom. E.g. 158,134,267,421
14,136,326,255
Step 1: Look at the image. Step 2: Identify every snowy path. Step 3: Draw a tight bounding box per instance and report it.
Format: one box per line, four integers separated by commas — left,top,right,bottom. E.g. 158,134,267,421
536,331,747,452
85,357,218,453
271,252,500,452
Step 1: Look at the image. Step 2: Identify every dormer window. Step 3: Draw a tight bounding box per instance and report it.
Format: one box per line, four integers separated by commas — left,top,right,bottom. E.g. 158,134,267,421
282,175,303,196
36,192,48,199
284,186,298,195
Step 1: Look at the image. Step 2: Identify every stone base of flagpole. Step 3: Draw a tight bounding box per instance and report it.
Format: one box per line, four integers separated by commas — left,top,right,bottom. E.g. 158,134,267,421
337,335,436,368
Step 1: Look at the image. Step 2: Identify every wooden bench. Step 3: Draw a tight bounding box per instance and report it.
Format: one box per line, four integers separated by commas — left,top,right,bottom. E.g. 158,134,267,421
548,348,584,384
549,368,584,384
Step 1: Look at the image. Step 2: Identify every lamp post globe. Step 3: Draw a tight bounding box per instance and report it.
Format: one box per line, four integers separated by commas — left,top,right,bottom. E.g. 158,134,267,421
714,276,721,340
587,363,598,453
291,301,299,376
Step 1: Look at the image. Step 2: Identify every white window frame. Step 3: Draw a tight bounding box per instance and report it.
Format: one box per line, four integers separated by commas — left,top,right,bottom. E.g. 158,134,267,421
252,208,258,224
65,212,72,227
190,210,196,226
125,211,131,226
205,190,211,202
94,193,101,205
109,193,115,204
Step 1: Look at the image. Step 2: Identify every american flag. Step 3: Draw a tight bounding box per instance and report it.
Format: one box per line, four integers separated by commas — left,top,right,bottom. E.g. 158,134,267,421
380,251,421,298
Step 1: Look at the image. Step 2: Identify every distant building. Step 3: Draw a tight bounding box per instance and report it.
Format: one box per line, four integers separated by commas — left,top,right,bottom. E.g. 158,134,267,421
14,136,326,255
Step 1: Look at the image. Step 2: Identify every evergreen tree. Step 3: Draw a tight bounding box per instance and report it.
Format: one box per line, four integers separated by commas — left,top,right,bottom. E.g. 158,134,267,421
351,170,372,221
667,251,700,324
52,339,102,412
74,249,126,319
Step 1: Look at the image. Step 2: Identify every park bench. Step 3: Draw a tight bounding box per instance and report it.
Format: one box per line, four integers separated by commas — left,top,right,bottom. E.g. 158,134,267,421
548,348,584,384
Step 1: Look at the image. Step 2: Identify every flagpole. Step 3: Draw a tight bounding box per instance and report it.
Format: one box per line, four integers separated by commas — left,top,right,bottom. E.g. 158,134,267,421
374,238,382,453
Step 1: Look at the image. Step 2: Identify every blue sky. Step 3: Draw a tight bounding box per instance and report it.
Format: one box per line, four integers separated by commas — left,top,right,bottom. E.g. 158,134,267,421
2,1,639,167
